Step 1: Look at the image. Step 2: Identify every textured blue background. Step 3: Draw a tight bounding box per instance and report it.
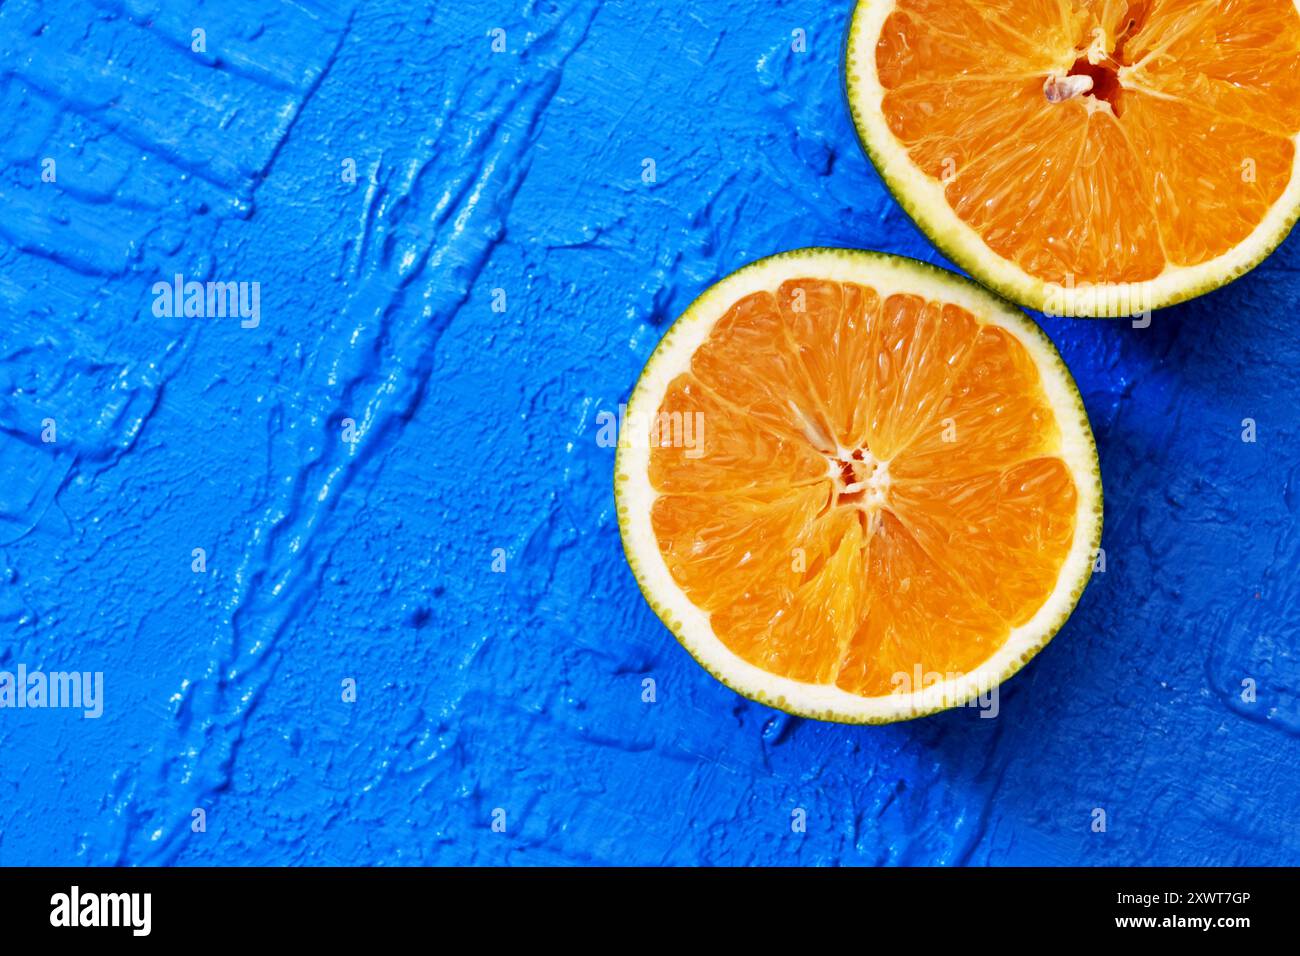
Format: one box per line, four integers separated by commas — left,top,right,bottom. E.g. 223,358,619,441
1,0,1298,866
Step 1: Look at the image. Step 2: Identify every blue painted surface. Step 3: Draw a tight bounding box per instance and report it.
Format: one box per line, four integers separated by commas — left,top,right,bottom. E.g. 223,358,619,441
0,0,1297,866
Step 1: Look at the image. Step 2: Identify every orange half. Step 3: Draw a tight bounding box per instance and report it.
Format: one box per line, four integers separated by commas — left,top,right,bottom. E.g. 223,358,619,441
616,249,1101,723
847,0,1300,315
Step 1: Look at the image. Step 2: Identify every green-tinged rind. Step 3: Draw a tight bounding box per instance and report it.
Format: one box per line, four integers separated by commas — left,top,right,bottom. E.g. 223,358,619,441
615,247,1104,724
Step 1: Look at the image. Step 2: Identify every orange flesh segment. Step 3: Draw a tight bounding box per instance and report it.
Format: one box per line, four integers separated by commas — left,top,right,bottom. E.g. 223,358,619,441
648,281,1078,697
875,0,1300,284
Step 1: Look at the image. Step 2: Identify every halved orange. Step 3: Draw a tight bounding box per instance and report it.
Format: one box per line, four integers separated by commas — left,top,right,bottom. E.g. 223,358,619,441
615,249,1101,722
846,0,1300,316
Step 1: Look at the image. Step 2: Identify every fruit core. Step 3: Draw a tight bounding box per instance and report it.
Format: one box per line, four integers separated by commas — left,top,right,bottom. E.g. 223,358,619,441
1044,7,1151,116
832,447,890,512
1061,57,1122,112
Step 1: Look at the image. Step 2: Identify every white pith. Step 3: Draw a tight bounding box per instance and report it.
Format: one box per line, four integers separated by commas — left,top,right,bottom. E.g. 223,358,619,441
615,248,1103,723
837,451,889,510
845,0,1300,316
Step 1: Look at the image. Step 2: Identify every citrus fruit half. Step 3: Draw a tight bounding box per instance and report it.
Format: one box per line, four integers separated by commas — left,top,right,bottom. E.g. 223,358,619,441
846,0,1300,316
615,249,1102,723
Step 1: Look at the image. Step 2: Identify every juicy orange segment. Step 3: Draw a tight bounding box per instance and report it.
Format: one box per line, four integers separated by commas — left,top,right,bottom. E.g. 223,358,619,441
890,458,1078,625
648,374,827,493
874,0,1300,285
646,278,1079,697
890,325,1060,481
708,510,867,685
836,511,1009,697
651,484,832,614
